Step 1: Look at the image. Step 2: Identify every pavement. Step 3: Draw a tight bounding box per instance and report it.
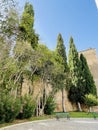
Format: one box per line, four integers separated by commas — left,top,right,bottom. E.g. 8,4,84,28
0,118,98,130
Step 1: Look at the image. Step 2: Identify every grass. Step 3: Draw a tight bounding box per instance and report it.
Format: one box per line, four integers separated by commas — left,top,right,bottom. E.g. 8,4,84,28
55,111,98,118
0,112,98,128
69,111,98,118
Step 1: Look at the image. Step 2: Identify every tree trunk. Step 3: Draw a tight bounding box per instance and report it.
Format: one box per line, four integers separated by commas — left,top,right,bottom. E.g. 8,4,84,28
36,103,38,117
89,107,92,112
77,102,82,112
39,82,47,115
38,99,41,115
62,88,66,112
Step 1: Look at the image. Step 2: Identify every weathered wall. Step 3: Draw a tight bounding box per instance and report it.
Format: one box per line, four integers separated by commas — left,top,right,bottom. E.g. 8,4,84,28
22,79,74,112
22,78,52,100
55,90,75,112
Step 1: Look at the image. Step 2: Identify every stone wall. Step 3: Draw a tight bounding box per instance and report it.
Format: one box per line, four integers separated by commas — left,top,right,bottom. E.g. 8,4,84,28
22,79,74,112
55,90,75,112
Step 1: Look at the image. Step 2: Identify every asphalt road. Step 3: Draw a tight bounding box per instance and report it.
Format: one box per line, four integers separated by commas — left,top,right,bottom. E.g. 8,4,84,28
0,118,98,130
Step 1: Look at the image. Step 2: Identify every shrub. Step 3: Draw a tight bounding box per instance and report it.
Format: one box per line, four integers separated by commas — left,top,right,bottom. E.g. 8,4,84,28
0,93,21,123
85,94,98,107
44,96,56,115
17,95,36,119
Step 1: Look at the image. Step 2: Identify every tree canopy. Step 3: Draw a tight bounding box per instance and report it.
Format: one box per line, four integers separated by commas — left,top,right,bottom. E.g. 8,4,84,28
19,2,38,48
80,53,97,96
68,37,83,104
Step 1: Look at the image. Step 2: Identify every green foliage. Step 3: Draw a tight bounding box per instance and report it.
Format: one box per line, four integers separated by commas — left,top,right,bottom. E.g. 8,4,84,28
54,33,69,90
84,94,98,107
68,38,97,106
0,0,19,40
0,93,21,123
54,34,69,112
36,44,61,85
17,95,36,119
0,0,19,63
19,2,38,48
68,37,80,86
68,85,83,103
56,33,68,72
0,57,20,93
44,96,56,115
0,0,98,122
80,53,97,96
68,37,84,104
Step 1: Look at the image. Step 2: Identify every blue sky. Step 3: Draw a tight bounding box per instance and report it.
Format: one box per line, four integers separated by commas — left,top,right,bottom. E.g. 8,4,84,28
19,0,98,54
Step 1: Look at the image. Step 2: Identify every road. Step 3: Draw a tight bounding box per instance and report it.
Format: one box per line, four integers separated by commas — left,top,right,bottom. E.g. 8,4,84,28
0,118,98,130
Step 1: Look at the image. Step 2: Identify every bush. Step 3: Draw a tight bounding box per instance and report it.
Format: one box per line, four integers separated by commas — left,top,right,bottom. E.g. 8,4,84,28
85,94,98,107
17,95,36,119
0,93,21,123
44,96,56,115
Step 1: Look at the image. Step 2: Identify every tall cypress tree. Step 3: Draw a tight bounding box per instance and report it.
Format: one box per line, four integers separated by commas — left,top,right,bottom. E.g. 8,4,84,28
56,33,68,72
68,37,80,87
56,33,68,112
80,53,97,96
19,2,38,48
68,37,83,110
